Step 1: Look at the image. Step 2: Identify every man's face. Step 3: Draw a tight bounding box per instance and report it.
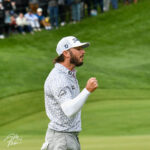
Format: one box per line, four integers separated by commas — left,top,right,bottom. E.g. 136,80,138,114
37,11,42,16
69,46,85,67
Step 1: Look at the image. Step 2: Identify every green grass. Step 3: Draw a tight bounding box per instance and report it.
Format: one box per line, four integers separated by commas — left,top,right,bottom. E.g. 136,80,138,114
1,89,150,136
0,0,150,149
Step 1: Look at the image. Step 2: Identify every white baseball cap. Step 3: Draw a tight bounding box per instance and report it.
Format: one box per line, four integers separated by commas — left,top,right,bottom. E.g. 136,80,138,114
37,8,42,12
56,36,90,56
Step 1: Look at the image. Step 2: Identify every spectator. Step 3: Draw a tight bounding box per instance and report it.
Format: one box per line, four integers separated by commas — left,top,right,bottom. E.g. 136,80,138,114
58,0,66,26
36,8,51,30
0,1,5,39
3,0,17,15
103,0,110,12
29,0,38,13
48,0,59,29
92,0,104,13
16,13,33,34
3,0,12,11
4,10,11,36
104,0,118,11
84,0,92,16
111,0,118,9
98,0,104,13
25,9,41,31
72,0,81,23
10,14,17,33
65,0,72,23
80,0,84,19
11,0,16,14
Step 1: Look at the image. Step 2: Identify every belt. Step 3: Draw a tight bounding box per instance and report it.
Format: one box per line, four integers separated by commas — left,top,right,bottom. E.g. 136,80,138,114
49,129,79,136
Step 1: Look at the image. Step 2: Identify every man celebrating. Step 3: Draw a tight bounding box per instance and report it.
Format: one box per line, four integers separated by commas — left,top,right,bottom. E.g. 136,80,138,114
41,36,98,150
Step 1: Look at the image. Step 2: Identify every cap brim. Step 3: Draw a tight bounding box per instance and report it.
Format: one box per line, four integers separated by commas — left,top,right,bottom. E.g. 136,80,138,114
81,42,90,48
73,42,90,49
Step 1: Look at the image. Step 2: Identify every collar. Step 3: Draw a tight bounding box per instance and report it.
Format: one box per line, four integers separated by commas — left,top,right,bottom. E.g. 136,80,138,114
55,63,77,77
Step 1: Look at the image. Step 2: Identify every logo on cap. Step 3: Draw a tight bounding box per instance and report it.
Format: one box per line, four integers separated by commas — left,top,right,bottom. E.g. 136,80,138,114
64,44,68,49
72,38,79,43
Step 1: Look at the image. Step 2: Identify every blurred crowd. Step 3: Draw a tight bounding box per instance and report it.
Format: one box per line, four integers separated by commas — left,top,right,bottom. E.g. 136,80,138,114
0,0,138,39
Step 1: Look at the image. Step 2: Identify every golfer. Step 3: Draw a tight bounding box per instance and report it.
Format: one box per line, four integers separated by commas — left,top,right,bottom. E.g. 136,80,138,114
41,36,98,150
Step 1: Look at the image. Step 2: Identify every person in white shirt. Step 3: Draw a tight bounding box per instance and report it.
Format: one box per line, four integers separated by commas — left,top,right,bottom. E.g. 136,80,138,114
41,36,98,150
24,9,41,31
16,13,33,34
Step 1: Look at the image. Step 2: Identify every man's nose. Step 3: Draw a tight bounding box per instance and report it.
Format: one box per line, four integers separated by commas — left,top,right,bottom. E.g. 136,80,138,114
81,49,85,54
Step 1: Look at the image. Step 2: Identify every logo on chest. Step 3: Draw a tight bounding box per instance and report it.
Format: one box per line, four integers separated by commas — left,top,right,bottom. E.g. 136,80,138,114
71,85,75,90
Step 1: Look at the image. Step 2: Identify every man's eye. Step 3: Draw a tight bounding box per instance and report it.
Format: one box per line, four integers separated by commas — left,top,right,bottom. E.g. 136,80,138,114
77,48,81,51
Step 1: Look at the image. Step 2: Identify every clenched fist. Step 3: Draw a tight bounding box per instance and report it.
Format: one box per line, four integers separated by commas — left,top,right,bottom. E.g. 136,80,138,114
86,77,98,93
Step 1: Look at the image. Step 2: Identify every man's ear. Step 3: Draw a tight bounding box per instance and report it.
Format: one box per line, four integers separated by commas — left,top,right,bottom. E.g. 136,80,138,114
63,50,70,58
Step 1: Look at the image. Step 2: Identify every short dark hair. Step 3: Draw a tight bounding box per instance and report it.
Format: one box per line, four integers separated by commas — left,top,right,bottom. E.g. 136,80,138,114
53,54,65,64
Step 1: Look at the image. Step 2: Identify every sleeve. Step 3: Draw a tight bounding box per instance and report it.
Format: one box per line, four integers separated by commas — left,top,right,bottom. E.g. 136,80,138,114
61,88,90,118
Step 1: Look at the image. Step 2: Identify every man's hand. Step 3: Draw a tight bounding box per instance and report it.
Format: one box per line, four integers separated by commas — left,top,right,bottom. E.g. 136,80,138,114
86,77,98,93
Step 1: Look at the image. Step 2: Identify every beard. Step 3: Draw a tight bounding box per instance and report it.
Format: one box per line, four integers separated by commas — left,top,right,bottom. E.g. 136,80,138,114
69,51,83,67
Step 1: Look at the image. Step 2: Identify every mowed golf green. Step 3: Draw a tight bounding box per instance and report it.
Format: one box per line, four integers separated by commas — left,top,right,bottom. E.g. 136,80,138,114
0,0,150,149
